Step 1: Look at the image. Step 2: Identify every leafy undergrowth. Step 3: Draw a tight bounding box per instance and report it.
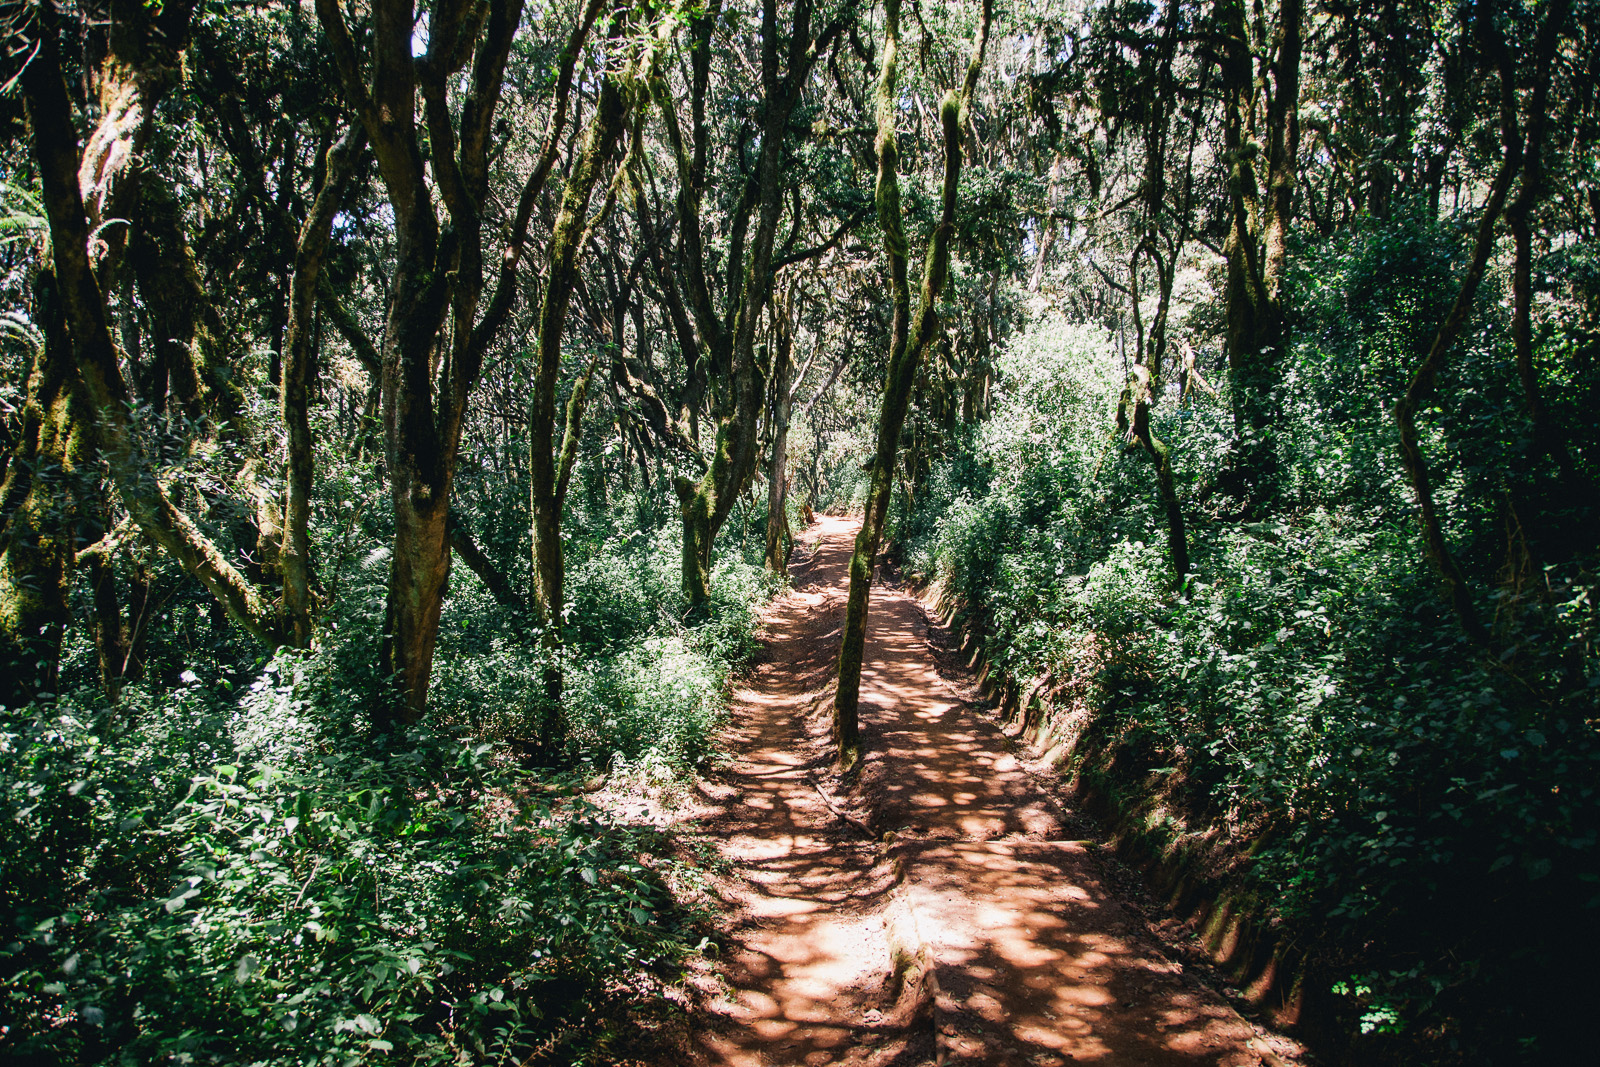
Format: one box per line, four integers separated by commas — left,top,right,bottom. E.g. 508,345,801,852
2,509,775,1064
1,709,692,1065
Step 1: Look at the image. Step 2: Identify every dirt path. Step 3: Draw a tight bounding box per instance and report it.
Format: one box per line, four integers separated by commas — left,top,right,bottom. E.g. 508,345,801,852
684,517,1303,1067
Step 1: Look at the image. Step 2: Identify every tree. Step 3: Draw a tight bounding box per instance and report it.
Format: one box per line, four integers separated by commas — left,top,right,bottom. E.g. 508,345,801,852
17,0,282,664
526,26,637,711
764,287,799,573
832,0,991,767
648,0,848,607
315,0,617,721
1392,0,1572,646
1214,0,1302,506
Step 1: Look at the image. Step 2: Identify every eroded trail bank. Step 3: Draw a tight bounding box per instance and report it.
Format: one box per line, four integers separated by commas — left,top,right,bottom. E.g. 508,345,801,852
683,517,1304,1067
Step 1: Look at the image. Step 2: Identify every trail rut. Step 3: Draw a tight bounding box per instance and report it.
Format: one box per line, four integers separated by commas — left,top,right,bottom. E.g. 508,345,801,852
683,516,1304,1067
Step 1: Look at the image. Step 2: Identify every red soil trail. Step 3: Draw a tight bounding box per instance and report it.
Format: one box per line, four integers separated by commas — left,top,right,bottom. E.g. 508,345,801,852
684,516,1302,1067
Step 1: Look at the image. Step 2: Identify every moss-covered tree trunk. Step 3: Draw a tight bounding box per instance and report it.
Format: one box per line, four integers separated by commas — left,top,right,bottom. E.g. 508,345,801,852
281,127,366,649
653,0,836,608
764,306,795,574
1215,0,1300,506
833,0,990,768
1118,367,1190,581
318,0,603,722
126,180,244,428
85,547,151,701
21,6,280,652
0,272,88,704
528,76,630,709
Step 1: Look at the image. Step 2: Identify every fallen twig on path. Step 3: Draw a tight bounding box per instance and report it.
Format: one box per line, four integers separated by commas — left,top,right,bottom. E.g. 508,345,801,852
804,773,877,840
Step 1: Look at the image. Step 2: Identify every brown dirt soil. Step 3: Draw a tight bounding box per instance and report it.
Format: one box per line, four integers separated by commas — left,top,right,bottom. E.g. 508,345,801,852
680,516,1307,1067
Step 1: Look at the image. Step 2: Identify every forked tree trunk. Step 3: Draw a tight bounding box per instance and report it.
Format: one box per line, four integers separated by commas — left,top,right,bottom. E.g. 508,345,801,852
318,0,602,722
833,0,990,768
654,0,838,609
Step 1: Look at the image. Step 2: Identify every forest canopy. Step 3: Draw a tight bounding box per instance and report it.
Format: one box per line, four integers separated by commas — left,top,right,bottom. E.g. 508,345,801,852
1,0,1597,1062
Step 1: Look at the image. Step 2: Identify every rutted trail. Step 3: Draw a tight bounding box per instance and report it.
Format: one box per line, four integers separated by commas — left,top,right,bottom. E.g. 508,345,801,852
684,517,1302,1067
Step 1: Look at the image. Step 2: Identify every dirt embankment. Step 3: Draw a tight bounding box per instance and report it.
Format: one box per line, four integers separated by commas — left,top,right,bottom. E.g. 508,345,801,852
679,517,1306,1067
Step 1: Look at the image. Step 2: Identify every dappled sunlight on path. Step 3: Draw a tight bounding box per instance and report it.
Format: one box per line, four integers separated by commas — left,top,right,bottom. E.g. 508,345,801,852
687,516,913,1067
685,516,1299,1067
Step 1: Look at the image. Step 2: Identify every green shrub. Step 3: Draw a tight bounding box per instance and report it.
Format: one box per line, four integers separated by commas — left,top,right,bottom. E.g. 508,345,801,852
4,452,778,1065
430,523,773,772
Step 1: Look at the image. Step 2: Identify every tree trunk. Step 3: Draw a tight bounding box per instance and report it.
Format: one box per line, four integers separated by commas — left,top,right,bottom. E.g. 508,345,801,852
1119,367,1190,581
676,473,716,605
1146,430,1189,579
127,182,242,427
0,272,84,705
448,511,526,610
1502,0,1579,493
652,0,838,608
765,309,795,574
1394,158,1520,648
281,126,366,648
1261,0,1302,306
1392,0,1569,645
529,77,630,689
318,0,598,722
833,0,990,768
87,549,127,701
1215,0,1299,506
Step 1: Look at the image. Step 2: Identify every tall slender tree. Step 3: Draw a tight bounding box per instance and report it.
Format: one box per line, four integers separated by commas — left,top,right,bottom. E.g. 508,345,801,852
832,0,991,768
1214,0,1301,505
528,56,637,711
